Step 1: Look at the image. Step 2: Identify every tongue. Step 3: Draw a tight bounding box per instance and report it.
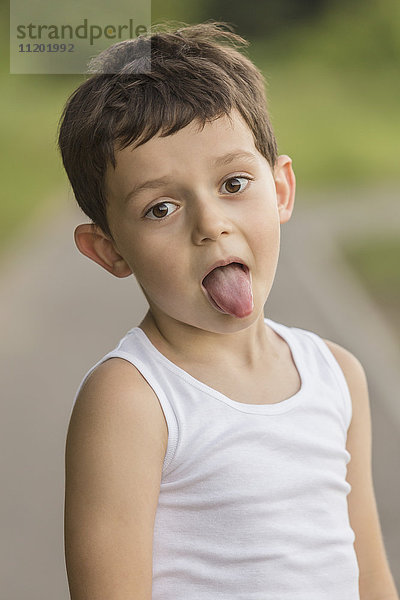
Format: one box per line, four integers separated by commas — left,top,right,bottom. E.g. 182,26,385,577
202,263,253,318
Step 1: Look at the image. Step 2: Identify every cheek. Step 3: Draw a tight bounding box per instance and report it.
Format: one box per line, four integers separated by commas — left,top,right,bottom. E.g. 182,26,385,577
249,207,280,254
131,243,184,292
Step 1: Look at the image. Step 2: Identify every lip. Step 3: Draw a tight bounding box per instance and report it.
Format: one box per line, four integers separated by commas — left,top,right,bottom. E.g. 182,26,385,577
201,256,249,283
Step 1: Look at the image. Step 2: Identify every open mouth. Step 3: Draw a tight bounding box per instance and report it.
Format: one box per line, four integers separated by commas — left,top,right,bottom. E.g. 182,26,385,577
201,259,248,284
201,260,253,318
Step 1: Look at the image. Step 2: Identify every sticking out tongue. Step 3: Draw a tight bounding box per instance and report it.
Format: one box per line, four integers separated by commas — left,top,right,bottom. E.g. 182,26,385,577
202,263,254,318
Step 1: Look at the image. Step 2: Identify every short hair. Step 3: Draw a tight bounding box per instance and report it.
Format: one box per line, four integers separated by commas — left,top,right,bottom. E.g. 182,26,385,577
57,21,278,240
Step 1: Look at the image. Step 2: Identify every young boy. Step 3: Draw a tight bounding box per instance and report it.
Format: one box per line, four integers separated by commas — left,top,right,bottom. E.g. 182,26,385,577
59,22,398,600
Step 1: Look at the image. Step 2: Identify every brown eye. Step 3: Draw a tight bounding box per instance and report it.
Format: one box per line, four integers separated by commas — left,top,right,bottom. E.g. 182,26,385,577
145,202,178,220
221,176,250,194
152,203,168,218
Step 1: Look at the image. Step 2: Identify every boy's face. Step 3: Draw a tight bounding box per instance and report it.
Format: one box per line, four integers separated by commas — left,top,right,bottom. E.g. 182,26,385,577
87,109,295,334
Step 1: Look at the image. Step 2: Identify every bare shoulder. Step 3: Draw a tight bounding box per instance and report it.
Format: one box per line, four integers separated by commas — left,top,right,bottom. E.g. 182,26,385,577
322,338,368,398
69,357,168,454
321,338,370,445
65,357,168,600
321,338,370,441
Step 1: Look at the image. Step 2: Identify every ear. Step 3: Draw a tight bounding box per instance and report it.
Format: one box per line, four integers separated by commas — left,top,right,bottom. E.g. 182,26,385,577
273,155,296,224
74,223,132,278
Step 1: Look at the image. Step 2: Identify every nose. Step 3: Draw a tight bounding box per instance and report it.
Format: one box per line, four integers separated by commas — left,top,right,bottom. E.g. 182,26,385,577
190,196,234,245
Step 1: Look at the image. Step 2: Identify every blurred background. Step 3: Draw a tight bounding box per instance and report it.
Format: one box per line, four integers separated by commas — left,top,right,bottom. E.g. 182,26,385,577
1,0,399,597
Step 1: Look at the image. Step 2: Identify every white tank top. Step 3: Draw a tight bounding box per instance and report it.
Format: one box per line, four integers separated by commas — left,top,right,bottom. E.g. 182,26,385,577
74,318,360,599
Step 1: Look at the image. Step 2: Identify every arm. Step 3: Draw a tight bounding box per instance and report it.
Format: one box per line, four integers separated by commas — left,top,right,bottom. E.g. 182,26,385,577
64,358,168,600
324,339,399,600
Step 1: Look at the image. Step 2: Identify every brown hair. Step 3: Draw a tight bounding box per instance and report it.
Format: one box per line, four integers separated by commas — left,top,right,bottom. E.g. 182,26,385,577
57,21,278,240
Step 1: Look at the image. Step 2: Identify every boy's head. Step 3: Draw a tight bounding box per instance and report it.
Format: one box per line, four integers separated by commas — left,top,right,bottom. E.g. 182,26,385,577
58,21,295,329
58,21,278,241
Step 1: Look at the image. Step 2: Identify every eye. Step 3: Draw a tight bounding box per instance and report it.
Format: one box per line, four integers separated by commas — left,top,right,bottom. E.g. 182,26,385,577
220,175,252,195
145,201,178,220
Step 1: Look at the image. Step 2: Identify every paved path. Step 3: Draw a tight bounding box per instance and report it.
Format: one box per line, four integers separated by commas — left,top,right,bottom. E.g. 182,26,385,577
1,185,399,598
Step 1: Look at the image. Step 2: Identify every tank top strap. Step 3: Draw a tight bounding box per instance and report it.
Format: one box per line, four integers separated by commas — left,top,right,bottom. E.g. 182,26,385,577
271,320,352,432
71,343,180,475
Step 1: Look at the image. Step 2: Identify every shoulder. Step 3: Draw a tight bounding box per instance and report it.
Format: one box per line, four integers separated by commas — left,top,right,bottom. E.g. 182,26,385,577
322,338,368,401
322,338,371,459
69,357,168,459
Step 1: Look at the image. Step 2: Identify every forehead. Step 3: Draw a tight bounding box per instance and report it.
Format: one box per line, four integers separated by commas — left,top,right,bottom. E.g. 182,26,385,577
105,110,259,193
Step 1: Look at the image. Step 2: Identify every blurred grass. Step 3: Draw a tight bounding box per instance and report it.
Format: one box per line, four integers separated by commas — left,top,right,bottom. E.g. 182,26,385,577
1,0,399,253
256,60,400,188
0,73,83,254
343,236,400,339
247,0,400,190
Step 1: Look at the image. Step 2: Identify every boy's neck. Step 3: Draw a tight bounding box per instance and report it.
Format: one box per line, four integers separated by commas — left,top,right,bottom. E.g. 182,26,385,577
138,310,279,371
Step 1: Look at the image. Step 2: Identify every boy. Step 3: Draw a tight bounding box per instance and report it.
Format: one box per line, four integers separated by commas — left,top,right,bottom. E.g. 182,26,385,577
59,22,398,599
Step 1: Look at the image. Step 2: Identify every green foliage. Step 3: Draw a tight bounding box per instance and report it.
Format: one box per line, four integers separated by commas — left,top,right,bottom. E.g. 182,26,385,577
245,0,400,187
0,73,82,254
151,0,205,26
254,58,400,187
278,0,400,70
198,0,330,37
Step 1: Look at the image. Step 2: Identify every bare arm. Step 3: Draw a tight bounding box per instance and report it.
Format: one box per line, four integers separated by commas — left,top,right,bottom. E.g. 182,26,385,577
64,358,168,600
324,339,399,600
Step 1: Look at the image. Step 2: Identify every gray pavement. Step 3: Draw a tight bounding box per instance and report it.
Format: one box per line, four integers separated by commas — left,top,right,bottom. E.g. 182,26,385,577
1,184,399,598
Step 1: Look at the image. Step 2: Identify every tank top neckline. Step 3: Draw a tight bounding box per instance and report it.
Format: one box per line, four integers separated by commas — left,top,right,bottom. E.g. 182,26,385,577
129,317,309,415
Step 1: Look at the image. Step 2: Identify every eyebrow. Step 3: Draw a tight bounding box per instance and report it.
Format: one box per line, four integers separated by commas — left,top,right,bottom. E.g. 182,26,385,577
123,150,258,204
